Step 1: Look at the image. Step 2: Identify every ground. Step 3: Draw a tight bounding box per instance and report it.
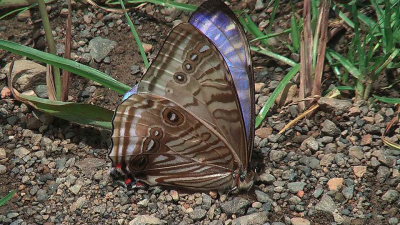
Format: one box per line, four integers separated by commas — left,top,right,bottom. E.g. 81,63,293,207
0,1,399,225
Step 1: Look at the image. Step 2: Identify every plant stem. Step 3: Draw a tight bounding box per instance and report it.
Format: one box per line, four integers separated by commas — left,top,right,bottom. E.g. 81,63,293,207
37,0,62,100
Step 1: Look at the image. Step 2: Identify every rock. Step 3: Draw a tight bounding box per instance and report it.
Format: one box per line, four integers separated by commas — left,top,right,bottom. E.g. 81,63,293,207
269,150,287,162
129,215,163,225
1,86,11,98
320,153,335,166
348,146,364,160
259,172,276,183
321,119,341,137
36,189,48,202
287,182,306,193
34,85,48,98
232,212,269,225
301,137,319,151
137,199,149,207
327,178,344,191
0,148,6,159
255,83,266,93
315,194,337,213
255,127,272,139
14,147,30,158
318,97,352,112
290,217,311,225
360,134,372,145
221,197,250,216
142,43,153,53
2,60,46,92
377,166,391,182
353,166,367,178
313,188,324,198
69,184,82,195
0,165,6,174
381,190,399,203
190,207,207,221
170,190,179,201
89,37,117,62
342,185,354,199
130,65,141,75
255,190,272,203
372,150,396,167
201,193,212,209
76,157,106,176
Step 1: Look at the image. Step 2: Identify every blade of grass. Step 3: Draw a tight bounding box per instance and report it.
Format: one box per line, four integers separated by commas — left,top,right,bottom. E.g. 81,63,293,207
37,0,62,100
255,64,300,128
373,95,400,104
250,46,297,66
290,14,301,53
0,190,17,207
239,14,269,47
250,28,291,43
119,0,149,68
0,40,131,94
105,0,197,12
326,48,361,79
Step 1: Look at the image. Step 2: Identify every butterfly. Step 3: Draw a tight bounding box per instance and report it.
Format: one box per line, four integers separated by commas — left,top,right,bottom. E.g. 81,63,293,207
109,0,255,191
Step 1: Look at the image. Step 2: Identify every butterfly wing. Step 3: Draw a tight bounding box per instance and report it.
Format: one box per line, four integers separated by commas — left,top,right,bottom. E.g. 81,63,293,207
190,0,255,162
137,23,249,167
110,93,240,190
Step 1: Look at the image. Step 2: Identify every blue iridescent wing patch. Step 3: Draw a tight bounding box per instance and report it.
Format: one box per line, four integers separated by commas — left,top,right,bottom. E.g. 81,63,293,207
122,84,138,101
189,0,254,146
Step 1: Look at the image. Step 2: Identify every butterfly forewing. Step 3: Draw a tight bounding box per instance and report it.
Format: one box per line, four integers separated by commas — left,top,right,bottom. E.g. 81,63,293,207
110,93,240,190
137,23,249,168
190,0,255,160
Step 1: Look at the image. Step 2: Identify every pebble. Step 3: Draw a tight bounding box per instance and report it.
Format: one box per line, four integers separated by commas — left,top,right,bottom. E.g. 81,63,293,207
89,37,117,62
129,215,162,225
327,178,344,191
291,217,311,225
0,165,6,174
353,166,367,178
321,119,341,137
220,197,250,216
14,147,30,158
381,190,399,203
287,182,306,193
231,212,269,225
190,207,207,221
315,195,337,213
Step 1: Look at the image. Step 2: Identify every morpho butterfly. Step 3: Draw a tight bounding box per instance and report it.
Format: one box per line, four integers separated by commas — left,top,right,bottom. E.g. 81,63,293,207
109,0,255,191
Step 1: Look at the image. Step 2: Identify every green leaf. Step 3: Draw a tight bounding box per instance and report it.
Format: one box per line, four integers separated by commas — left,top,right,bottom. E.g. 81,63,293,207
255,64,300,128
373,95,400,104
0,39,131,94
251,46,297,66
19,94,114,129
326,48,361,79
290,14,301,53
0,190,16,207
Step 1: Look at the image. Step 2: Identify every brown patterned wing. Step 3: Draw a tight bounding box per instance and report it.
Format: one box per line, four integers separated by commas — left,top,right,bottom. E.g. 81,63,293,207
110,93,241,191
137,23,248,168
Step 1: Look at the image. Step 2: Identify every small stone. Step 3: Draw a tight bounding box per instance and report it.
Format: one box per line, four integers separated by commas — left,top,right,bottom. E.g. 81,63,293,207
36,189,48,202
255,127,272,139
14,147,30,158
255,83,266,93
287,182,306,194
190,207,207,221
129,215,162,225
388,217,399,225
269,150,287,162
0,165,6,174
342,185,354,199
0,148,6,159
327,178,344,191
259,172,276,184
142,43,153,53
318,97,352,112
1,86,11,98
252,202,262,208
377,166,391,182
321,119,341,137
89,37,117,62
313,188,324,198
320,153,335,166
34,85,49,98
353,166,367,178
315,194,337,213
381,190,399,203
360,134,372,145
302,137,319,151
255,190,272,203
231,212,269,225
69,184,82,195
137,199,149,207
70,196,86,212
1,60,46,92
348,146,364,160
130,65,141,75
170,190,179,201
220,197,250,216
291,217,311,225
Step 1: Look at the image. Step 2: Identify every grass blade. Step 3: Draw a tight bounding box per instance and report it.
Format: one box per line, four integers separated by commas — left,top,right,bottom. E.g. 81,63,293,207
119,0,150,68
0,40,130,94
239,14,269,47
326,48,361,79
373,95,400,104
0,190,16,207
250,46,297,66
255,64,300,128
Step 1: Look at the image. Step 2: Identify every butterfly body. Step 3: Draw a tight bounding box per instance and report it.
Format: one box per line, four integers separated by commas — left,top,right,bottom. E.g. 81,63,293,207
110,0,255,192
